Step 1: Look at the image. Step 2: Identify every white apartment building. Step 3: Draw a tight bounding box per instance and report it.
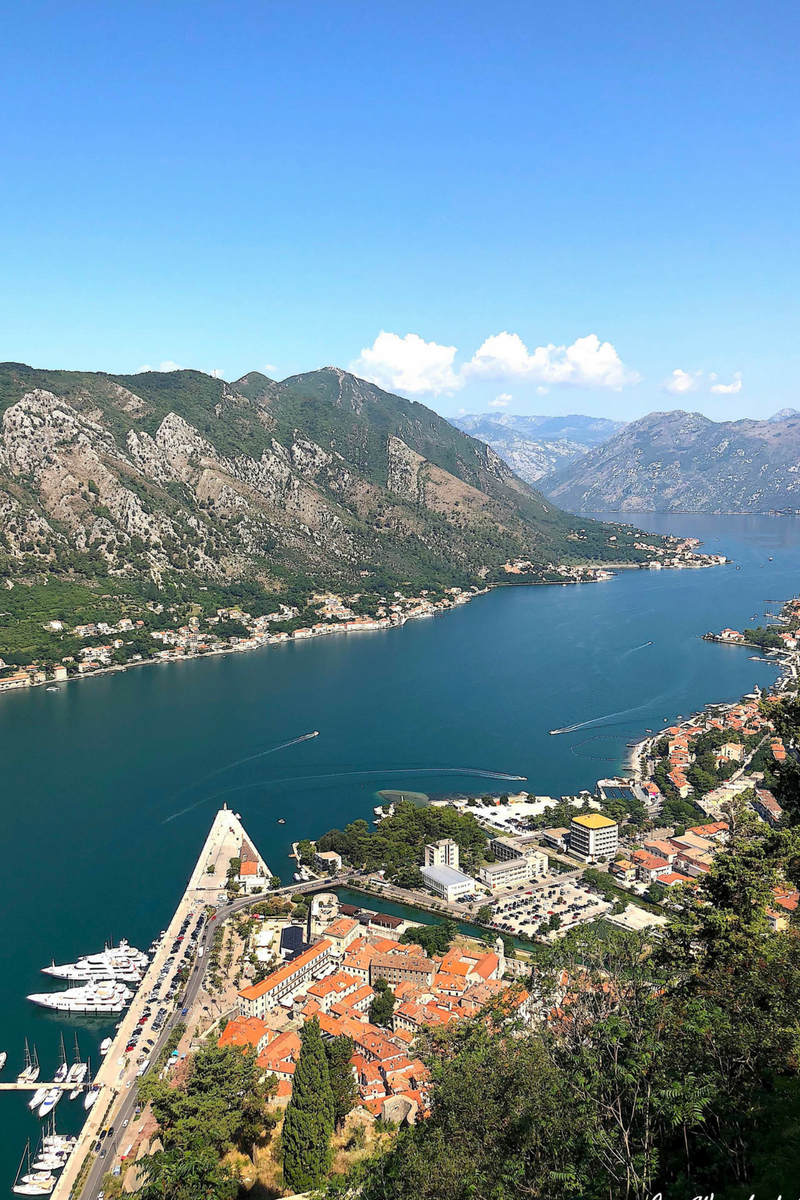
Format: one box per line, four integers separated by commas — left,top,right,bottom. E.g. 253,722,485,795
424,838,460,869
478,857,535,891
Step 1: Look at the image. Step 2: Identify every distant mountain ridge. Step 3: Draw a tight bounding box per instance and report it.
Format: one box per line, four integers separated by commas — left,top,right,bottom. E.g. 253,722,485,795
449,412,625,486
0,363,656,601
542,408,800,512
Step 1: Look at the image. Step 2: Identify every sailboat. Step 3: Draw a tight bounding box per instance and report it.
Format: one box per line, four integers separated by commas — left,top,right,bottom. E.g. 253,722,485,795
12,1142,54,1195
31,1127,66,1172
17,1040,40,1084
66,1034,87,1096
80,1058,98,1109
53,1035,68,1084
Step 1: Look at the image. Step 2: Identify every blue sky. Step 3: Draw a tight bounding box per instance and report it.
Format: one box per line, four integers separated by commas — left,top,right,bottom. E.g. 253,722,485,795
1,0,798,421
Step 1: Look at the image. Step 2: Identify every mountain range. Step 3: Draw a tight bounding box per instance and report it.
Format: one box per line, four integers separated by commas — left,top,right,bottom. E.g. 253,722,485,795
542,409,800,512
450,413,625,486
0,364,657,608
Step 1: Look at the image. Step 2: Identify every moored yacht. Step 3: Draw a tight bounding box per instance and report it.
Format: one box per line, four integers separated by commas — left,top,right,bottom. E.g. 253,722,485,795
99,1037,112,1055
38,1089,62,1119
28,1087,49,1112
27,980,134,1014
42,938,148,982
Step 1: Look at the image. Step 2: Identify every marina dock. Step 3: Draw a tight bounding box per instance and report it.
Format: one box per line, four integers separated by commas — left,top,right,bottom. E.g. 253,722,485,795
50,806,270,1200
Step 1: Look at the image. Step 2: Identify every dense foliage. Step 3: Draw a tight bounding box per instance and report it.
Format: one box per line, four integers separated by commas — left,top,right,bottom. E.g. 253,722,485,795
369,978,397,1027
135,1041,276,1198
399,918,458,957
316,802,487,877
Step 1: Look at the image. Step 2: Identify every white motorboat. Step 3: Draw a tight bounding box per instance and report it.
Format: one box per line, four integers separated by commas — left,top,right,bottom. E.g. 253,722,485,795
42,938,148,982
83,1085,100,1110
17,1040,40,1084
0,1049,7,1071
27,980,134,1014
28,1086,49,1111
99,1037,112,1055
31,1157,64,1172
38,1089,62,1119
20,1174,56,1190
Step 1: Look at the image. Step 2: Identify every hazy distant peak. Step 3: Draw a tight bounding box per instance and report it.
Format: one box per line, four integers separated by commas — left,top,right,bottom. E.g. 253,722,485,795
768,407,800,423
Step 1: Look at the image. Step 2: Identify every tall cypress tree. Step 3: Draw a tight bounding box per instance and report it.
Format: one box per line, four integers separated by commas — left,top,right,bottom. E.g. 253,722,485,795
325,1035,358,1132
282,1016,335,1193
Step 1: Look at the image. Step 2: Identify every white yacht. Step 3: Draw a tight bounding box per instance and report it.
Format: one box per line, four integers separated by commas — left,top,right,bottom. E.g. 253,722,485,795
42,939,147,982
83,1084,100,1110
27,980,134,1014
38,1089,62,1119
31,1156,64,1173
99,1037,113,1055
20,1174,56,1191
0,1050,7,1071
28,1087,49,1111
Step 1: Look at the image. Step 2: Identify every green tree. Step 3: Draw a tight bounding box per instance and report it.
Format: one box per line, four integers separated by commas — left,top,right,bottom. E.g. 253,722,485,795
325,1035,358,1132
369,977,397,1027
476,904,494,925
282,1016,334,1193
137,1145,238,1200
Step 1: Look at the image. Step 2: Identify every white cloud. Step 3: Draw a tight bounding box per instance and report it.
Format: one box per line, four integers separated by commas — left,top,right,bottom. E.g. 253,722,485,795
663,368,700,395
489,393,512,408
263,363,277,374
350,331,464,396
462,332,640,390
536,386,549,396
137,360,184,373
711,371,742,395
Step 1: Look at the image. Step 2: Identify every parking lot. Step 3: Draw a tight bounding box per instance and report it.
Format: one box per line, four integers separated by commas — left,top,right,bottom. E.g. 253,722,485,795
489,877,612,937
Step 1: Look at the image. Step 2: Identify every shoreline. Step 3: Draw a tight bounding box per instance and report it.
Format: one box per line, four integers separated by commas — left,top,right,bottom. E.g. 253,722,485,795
626,597,799,786
1,548,727,701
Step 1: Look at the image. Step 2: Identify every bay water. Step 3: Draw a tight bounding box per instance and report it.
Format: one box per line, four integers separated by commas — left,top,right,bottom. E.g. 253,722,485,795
0,513,798,1185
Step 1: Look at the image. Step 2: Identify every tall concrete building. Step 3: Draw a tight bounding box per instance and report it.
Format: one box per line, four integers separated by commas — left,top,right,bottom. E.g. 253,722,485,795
424,838,460,869
569,813,619,863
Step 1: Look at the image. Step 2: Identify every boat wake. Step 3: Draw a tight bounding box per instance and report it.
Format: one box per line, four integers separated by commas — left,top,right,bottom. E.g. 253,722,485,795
164,731,320,812
162,763,526,824
549,687,676,736
622,641,653,656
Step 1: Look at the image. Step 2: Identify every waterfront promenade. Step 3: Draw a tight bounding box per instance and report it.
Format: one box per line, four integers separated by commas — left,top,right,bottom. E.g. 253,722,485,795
53,806,270,1200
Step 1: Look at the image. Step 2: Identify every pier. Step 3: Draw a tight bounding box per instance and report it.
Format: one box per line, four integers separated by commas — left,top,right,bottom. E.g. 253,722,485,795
51,806,270,1200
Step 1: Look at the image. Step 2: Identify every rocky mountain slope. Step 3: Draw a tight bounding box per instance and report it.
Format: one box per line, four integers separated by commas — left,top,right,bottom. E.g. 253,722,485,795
542,409,800,512
450,413,624,485
0,364,656,600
